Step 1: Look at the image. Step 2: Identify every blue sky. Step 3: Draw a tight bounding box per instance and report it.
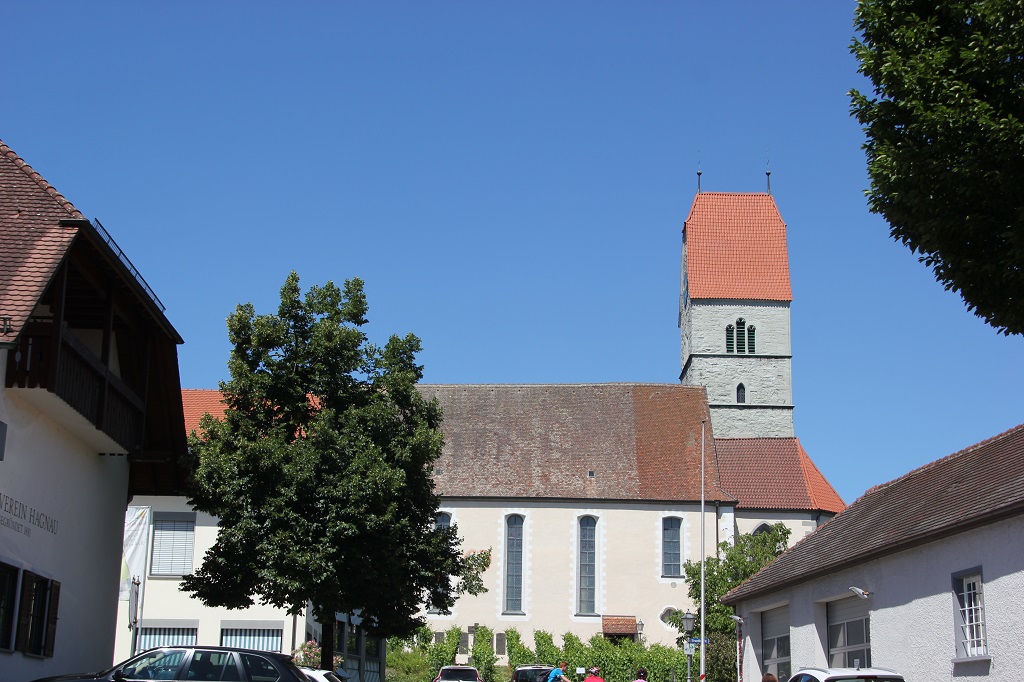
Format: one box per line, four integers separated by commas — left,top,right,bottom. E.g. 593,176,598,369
4,1,1021,504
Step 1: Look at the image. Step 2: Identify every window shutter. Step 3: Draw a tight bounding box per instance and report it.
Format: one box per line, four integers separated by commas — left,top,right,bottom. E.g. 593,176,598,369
747,326,755,353
725,325,734,353
736,319,746,353
43,580,59,657
15,573,33,653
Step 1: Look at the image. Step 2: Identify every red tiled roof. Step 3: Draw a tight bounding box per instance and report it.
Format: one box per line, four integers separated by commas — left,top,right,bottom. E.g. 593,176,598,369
0,139,84,338
182,384,737,502
182,388,227,435
684,192,792,301
723,423,1024,604
715,438,845,513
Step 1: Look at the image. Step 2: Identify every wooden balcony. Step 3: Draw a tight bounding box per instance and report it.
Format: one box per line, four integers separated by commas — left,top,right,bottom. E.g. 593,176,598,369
5,320,145,455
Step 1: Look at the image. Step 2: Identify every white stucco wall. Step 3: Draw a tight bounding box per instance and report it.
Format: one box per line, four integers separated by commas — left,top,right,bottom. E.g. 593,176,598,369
731,514,1024,682
734,511,822,545
1,375,129,682
113,495,303,662
426,500,731,654
685,301,792,358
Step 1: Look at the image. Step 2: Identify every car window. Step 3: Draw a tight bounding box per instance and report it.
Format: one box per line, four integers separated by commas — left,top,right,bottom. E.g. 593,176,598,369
120,649,188,680
442,669,480,681
186,650,240,681
241,652,283,682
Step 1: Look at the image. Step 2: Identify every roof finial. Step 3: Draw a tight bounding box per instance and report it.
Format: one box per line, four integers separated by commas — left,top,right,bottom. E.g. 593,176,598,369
697,169,702,193
766,153,772,194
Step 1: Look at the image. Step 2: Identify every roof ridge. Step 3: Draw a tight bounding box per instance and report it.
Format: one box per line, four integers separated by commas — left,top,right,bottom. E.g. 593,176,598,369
0,139,84,219
864,422,1024,496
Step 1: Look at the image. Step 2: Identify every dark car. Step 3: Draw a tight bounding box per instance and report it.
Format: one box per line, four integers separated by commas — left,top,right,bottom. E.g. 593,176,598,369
513,665,555,682
433,666,483,682
30,645,308,682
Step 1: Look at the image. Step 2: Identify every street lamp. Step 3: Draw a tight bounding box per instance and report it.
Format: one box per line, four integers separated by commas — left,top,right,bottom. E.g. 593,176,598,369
681,611,695,682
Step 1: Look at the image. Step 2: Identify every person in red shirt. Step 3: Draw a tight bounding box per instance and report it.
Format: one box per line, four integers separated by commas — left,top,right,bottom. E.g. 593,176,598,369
584,667,604,682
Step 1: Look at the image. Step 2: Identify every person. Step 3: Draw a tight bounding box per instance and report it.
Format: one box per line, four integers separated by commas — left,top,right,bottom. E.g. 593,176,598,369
584,667,604,682
547,662,570,682
761,675,778,682
633,668,648,682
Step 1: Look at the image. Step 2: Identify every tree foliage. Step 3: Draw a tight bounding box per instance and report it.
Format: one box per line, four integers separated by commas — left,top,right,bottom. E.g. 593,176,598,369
471,625,498,682
183,272,484,668
670,523,791,682
850,0,1024,334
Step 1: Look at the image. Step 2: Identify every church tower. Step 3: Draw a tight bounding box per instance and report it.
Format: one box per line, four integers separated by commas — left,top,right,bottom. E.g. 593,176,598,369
679,192,794,437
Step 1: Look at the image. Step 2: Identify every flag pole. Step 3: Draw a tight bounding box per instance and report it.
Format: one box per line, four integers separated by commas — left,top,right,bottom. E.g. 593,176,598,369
700,419,706,680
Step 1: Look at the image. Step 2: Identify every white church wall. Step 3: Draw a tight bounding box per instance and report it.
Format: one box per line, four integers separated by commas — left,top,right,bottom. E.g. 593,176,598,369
687,301,791,357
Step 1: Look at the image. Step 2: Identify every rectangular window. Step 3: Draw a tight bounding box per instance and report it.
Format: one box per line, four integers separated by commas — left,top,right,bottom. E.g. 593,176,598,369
954,571,987,658
136,626,197,650
221,627,283,652
662,517,681,577
15,572,60,657
0,561,19,650
505,515,524,613
150,514,196,576
761,605,790,682
827,617,870,668
578,516,597,615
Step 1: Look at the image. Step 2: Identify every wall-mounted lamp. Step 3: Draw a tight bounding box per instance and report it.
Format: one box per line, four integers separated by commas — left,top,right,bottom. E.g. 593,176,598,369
849,586,871,599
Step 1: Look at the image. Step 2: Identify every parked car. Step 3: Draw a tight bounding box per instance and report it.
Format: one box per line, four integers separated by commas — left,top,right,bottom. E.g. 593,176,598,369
30,645,308,682
789,667,905,682
299,666,349,682
434,665,483,682
513,664,555,682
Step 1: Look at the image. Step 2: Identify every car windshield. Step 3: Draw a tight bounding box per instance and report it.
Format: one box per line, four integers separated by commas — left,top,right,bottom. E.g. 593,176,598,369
121,649,188,680
517,669,553,682
441,669,479,680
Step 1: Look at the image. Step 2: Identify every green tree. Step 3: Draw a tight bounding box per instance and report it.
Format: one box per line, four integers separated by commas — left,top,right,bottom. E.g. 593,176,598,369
184,273,485,669
386,630,433,682
427,626,463,682
471,626,498,682
505,628,537,672
670,523,790,682
850,0,1024,335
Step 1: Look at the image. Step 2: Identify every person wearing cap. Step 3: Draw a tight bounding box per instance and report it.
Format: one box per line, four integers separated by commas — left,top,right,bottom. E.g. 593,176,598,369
584,667,604,682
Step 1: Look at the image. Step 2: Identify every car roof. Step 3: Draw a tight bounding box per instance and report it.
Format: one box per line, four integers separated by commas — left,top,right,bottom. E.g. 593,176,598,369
143,645,295,661
797,668,903,678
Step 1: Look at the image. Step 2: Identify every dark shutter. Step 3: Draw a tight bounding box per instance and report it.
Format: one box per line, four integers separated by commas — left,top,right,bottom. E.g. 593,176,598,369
44,580,60,657
15,572,34,652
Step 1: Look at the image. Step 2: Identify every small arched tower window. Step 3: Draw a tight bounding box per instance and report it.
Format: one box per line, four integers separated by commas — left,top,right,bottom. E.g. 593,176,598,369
747,325,755,353
752,523,771,535
736,319,746,353
737,383,746,403
726,325,735,353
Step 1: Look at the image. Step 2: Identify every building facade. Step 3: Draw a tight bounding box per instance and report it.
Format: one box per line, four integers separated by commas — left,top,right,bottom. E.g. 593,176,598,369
1,140,187,682
723,424,1024,682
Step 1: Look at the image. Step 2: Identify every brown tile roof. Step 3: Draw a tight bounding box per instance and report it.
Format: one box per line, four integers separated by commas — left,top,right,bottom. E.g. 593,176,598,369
422,383,731,501
716,438,845,513
602,615,638,635
723,423,1024,604
684,192,792,301
181,384,739,502
0,139,84,338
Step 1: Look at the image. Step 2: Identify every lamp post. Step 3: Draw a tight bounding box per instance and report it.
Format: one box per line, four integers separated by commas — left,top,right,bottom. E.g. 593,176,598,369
682,611,695,682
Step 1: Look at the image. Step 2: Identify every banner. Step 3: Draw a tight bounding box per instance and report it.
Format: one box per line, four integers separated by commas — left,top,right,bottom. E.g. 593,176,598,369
120,506,150,600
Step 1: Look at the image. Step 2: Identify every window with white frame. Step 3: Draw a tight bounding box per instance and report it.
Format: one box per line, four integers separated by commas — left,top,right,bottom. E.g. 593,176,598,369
505,515,524,613
426,513,452,614
953,569,987,658
761,605,791,682
150,513,196,576
662,517,681,577
578,516,597,615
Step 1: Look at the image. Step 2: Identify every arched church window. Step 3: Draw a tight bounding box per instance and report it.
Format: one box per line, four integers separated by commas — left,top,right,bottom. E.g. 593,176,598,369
726,325,735,353
737,383,746,403
736,319,746,353
747,325,756,353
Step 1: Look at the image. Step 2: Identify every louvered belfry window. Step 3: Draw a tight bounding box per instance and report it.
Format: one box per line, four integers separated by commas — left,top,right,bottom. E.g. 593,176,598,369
726,325,735,353
736,319,746,353
747,325,756,353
